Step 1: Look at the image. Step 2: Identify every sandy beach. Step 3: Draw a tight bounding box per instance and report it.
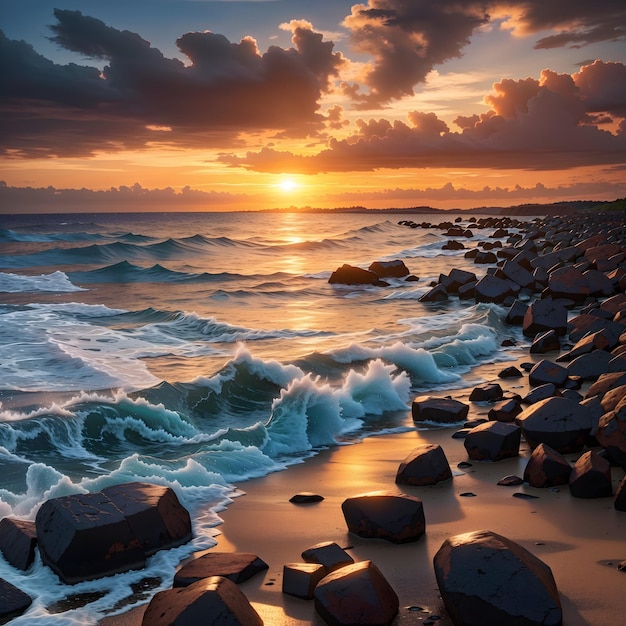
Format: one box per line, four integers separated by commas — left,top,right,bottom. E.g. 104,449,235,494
100,355,626,626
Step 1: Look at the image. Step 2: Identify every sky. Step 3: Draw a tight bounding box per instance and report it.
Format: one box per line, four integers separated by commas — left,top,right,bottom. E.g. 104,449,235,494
1,0,625,212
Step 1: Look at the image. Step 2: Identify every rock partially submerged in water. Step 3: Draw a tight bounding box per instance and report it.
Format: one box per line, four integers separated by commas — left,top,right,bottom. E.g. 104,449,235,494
0,517,37,571
0,577,32,622
368,259,409,278
433,529,562,626
35,482,192,584
328,263,388,286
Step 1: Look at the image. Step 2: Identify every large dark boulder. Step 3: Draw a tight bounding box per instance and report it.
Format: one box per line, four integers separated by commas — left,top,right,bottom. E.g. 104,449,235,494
0,577,32,623
35,482,193,584
141,576,262,626
516,396,592,453
329,264,388,286
411,396,469,424
368,259,409,278
569,451,613,499
523,443,572,488
433,530,562,626
342,492,425,544
36,491,147,584
0,517,37,571
530,330,561,354
174,552,269,587
469,382,503,402
523,297,568,338
395,444,452,486
566,350,613,381
102,482,191,557
547,266,590,303
528,360,569,387
474,274,517,304
314,560,399,626
463,422,521,461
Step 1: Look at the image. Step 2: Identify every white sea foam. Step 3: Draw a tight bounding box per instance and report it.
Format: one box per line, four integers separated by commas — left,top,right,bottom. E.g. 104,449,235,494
0,270,86,293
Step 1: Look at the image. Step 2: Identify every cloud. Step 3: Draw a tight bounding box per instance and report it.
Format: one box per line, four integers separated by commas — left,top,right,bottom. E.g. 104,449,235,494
0,10,344,157
340,1,626,105
220,61,626,173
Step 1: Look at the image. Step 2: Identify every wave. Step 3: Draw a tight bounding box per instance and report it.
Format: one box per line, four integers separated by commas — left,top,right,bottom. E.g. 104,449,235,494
0,270,86,293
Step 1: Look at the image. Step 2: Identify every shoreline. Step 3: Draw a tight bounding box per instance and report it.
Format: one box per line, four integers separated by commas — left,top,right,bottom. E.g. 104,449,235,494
100,353,626,625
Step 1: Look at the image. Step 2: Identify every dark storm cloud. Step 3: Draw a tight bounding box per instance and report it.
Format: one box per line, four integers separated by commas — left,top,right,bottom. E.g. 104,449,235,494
221,62,626,173
0,10,344,157
342,0,626,105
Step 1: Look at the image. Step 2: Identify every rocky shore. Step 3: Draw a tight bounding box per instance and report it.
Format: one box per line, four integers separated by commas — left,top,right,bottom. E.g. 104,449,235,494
2,209,626,625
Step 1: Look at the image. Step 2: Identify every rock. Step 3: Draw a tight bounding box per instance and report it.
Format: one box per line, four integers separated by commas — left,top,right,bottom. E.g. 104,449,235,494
474,274,518,304
595,404,626,470
433,529,562,626
463,422,521,461
474,250,498,264
445,268,477,292
488,398,523,423
395,444,452,486
314,560,399,626
36,491,147,584
101,482,192,557
411,396,469,424
547,265,590,303
506,299,529,325
0,577,32,623
418,284,449,302
329,264,388,286
301,541,354,572
530,330,561,354
586,372,626,400
569,450,613,499
560,328,618,361
0,517,37,571
368,259,409,278
501,259,535,289
528,359,569,387
498,366,523,379
498,475,524,486
341,492,425,544
516,396,592,453
523,297,568,338
469,383,503,402
566,350,613,381
289,492,324,504
141,576,262,626
173,552,269,587
599,384,626,413
282,562,326,599
523,443,572,488
614,475,626,512
522,383,560,405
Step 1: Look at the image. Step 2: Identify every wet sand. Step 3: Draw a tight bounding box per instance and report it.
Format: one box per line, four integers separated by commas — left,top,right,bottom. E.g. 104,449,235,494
100,355,626,625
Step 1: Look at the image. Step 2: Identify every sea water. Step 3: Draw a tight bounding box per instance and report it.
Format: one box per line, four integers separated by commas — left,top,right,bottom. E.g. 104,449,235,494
0,210,526,623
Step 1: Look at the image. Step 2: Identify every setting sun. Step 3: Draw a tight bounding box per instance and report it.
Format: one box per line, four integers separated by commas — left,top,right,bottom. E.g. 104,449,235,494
278,178,299,193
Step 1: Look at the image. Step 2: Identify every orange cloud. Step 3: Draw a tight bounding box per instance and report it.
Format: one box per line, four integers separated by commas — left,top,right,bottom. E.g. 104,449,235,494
220,61,626,173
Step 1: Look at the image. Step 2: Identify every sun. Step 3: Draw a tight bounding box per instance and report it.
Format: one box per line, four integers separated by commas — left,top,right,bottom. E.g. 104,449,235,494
278,178,299,192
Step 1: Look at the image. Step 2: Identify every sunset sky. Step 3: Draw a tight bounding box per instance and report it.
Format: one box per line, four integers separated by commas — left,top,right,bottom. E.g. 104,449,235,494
1,0,625,212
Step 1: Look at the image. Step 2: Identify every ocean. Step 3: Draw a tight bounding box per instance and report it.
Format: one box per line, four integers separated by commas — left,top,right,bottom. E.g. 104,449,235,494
0,210,523,623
